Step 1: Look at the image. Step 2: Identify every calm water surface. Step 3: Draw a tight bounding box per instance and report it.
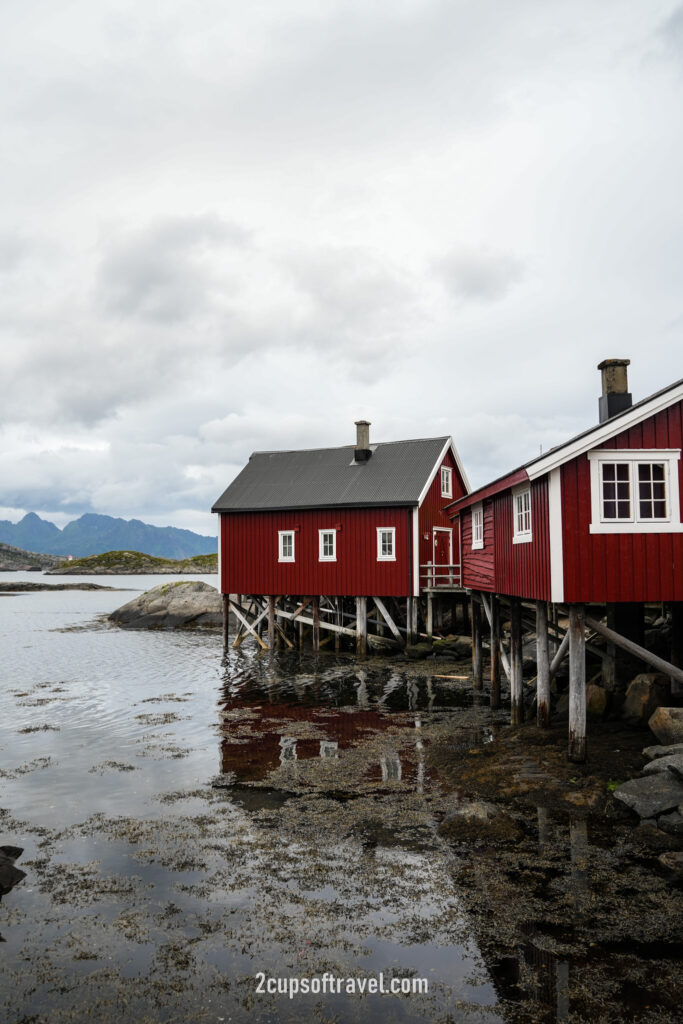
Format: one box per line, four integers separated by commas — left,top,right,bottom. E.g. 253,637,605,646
0,573,505,1024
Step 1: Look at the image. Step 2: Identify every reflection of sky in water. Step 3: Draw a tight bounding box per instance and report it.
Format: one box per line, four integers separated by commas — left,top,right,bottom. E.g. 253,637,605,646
0,574,505,1024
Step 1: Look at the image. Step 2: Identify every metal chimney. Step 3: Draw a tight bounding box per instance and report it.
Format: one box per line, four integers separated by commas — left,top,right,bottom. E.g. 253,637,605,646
598,359,632,423
354,420,371,462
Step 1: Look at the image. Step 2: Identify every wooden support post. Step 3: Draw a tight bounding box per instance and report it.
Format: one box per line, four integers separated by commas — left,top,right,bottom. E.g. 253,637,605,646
406,597,416,645
536,601,550,728
312,596,320,652
335,599,341,653
461,596,470,634
585,614,683,686
267,596,275,650
426,595,433,639
490,596,501,709
222,594,229,652
356,596,367,656
568,604,586,763
510,597,523,725
471,597,483,690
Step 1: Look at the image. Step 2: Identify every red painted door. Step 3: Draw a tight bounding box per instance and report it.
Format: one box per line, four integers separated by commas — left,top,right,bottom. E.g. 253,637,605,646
432,527,452,586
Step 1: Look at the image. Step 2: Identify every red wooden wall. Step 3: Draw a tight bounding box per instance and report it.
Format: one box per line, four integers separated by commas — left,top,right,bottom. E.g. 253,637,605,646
220,506,413,597
492,477,551,601
460,500,496,591
417,448,467,576
561,399,683,602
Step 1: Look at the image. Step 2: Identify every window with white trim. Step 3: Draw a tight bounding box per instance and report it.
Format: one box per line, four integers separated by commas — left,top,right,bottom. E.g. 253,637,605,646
278,530,295,562
513,485,532,543
377,527,396,561
588,450,683,533
318,529,336,561
472,504,484,550
440,466,453,498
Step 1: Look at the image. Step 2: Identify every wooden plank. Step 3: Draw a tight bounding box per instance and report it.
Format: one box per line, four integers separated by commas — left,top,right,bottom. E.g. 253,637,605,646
356,596,367,656
510,597,523,726
433,674,469,680
274,607,357,638
291,597,313,621
550,631,569,680
585,614,683,686
490,595,501,710
374,597,404,644
229,599,268,650
568,604,586,763
268,596,275,649
536,601,550,728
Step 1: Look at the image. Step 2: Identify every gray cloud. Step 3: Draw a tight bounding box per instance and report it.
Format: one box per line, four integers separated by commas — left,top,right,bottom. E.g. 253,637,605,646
434,248,525,302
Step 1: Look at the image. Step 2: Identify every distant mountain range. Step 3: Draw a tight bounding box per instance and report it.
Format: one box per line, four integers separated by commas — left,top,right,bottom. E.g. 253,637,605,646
0,513,217,560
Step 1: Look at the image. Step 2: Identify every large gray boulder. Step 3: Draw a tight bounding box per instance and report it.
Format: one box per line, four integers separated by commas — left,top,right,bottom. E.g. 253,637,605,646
648,707,683,746
613,774,683,818
621,674,671,726
109,581,222,630
642,753,683,779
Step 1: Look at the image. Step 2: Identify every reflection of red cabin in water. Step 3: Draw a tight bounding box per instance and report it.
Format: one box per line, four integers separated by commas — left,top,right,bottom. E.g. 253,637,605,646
212,421,469,598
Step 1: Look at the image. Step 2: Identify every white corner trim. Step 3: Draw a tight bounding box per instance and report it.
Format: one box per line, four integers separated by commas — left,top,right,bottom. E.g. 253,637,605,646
587,448,683,534
417,437,471,506
412,508,419,596
548,468,564,603
216,513,222,590
527,382,683,481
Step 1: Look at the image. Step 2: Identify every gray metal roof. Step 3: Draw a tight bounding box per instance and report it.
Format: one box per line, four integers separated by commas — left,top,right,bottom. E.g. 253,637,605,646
212,437,452,512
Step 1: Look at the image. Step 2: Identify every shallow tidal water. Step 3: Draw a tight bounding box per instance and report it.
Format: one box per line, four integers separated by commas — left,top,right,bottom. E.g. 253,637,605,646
1,574,680,1024
0,572,507,1024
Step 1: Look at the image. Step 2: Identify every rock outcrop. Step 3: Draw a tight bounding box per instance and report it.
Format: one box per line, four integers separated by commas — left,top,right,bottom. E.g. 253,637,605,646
648,707,683,745
109,581,222,630
621,673,671,726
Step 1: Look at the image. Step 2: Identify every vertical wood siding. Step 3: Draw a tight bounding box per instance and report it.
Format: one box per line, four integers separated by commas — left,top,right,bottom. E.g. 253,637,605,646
493,478,551,600
417,448,467,574
461,500,496,590
561,398,683,602
220,506,413,596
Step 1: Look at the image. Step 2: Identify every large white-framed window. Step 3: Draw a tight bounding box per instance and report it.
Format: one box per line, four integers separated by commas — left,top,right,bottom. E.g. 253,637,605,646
441,466,453,498
318,529,336,561
278,530,295,562
512,485,532,544
377,526,396,561
588,449,683,534
472,503,484,550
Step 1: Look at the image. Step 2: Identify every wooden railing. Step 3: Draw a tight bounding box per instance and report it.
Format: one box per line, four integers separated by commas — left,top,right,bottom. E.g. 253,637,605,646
419,562,462,589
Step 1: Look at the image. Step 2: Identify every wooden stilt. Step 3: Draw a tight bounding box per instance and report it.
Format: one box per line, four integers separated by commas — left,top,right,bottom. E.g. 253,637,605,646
406,597,415,645
222,594,229,651
568,604,586,763
267,596,275,650
374,597,403,645
312,596,320,652
510,597,523,725
471,596,483,690
585,614,683,686
461,596,470,634
335,598,341,652
490,595,501,709
536,601,550,728
426,595,433,639
356,596,367,656
671,602,683,693
229,599,269,650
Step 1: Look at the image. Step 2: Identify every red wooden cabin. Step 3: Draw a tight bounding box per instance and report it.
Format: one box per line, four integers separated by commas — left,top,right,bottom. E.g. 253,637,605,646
212,421,469,599
448,362,683,606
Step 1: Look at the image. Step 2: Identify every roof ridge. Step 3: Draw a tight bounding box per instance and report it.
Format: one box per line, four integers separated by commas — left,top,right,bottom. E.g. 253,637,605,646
251,435,450,457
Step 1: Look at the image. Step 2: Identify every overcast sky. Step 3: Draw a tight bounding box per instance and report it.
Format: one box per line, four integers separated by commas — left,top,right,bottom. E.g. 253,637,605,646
1,0,682,537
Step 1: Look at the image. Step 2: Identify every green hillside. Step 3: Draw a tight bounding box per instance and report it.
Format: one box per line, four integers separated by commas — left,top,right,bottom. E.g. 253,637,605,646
46,550,218,575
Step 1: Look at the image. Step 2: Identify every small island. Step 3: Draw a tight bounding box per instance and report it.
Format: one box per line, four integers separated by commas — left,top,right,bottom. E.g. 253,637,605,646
45,549,218,575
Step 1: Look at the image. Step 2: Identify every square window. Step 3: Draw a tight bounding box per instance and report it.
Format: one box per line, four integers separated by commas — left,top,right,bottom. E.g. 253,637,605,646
441,466,453,498
588,450,681,534
377,527,396,561
513,486,532,543
278,530,295,562
318,529,336,561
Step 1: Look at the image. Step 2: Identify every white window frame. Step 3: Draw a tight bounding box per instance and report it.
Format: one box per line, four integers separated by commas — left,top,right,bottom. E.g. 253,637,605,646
318,528,336,562
278,530,295,562
512,484,532,544
376,526,396,561
471,503,484,550
440,466,453,498
588,449,683,534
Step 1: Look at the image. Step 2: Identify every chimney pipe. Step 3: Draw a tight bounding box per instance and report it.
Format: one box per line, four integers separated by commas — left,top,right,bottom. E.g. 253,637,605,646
598,359,632,423
354,420,371,462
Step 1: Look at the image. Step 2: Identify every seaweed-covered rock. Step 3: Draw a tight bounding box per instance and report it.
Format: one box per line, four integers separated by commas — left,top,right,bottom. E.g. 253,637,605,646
432,634,471,658
109,581,222,630
648,707,683,746
404,641,433,660
0,845,26,897
586,682,608,717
